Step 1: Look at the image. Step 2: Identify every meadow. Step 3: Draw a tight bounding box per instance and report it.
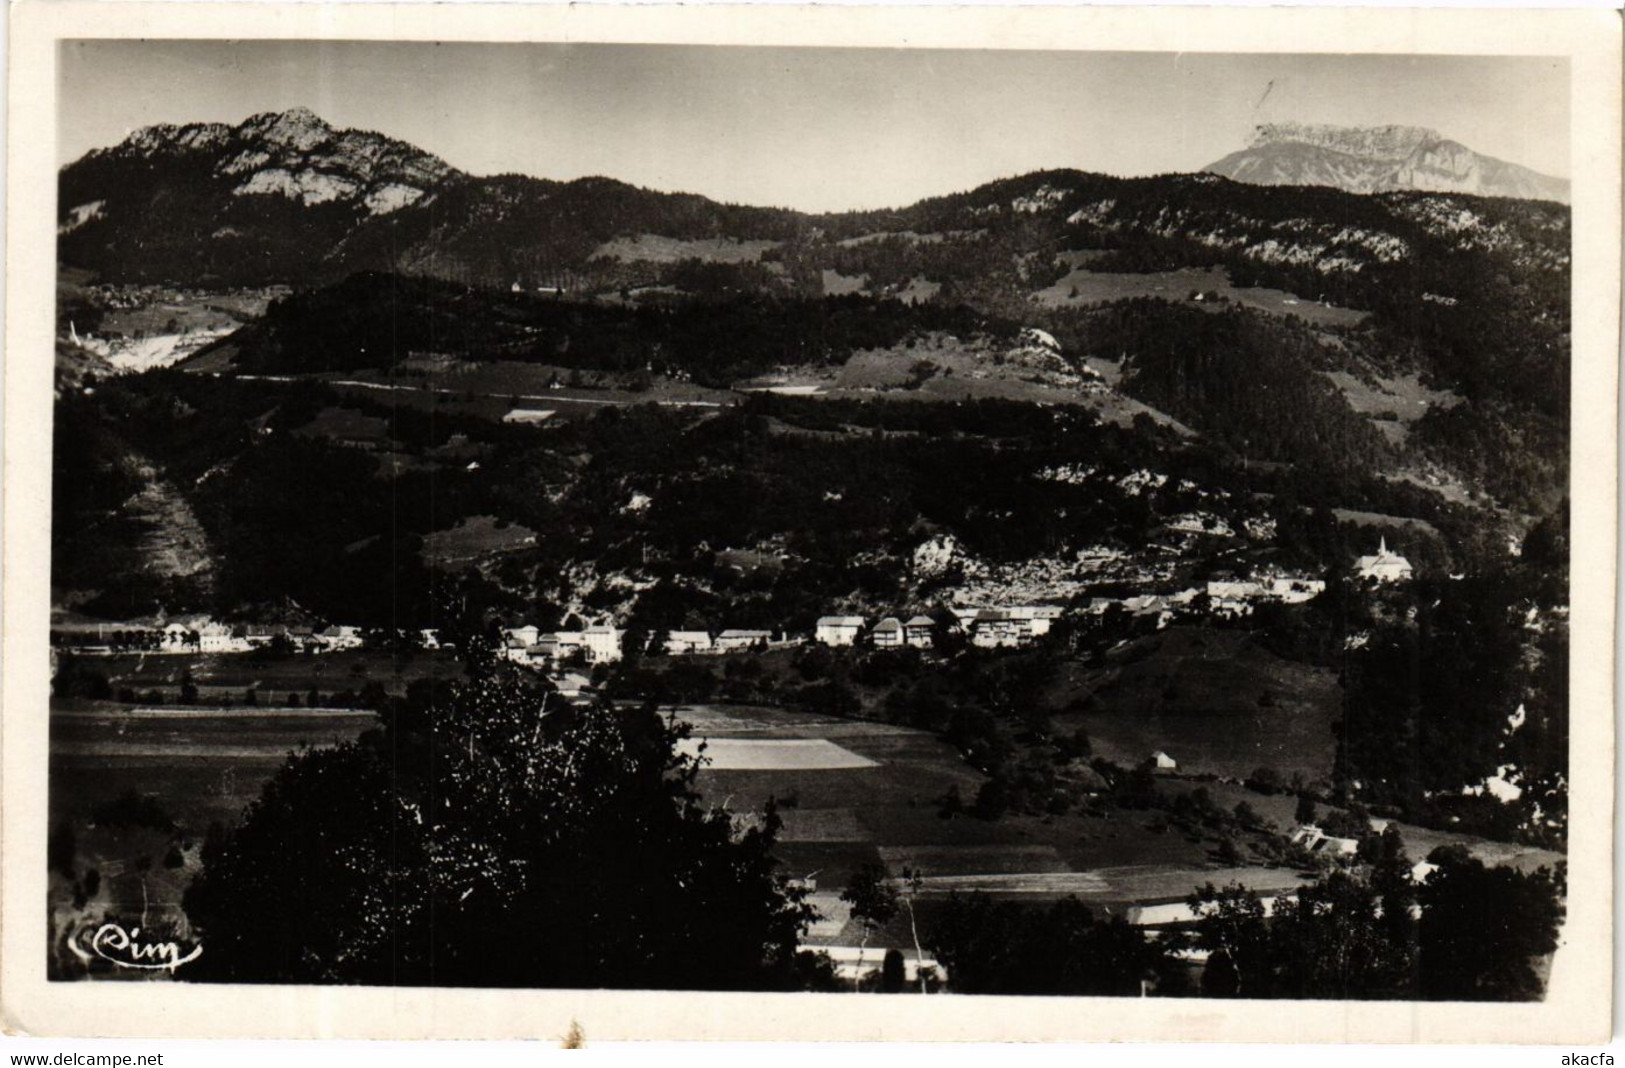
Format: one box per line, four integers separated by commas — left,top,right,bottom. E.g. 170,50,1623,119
1032,258,1369,328
670,702,1275,948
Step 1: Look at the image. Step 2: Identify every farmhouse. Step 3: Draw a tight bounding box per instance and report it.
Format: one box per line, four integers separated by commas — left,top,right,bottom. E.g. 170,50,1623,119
581,624,623,663
1151,750,1178,770
1290,824,1360,856
715,629,772,652
903,615,936,649
1355,538,1414,583
663,630,714,655
871,617,905,649
815,616,865,647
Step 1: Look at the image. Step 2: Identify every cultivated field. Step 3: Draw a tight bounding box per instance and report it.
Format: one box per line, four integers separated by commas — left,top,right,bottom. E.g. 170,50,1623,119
677,737,879,770
669,702,1271,948
1032,259,1368,328
51,705,375,832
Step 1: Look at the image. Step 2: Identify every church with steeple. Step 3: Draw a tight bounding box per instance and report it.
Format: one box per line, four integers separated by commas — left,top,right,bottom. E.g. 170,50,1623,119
1355,537,1414,583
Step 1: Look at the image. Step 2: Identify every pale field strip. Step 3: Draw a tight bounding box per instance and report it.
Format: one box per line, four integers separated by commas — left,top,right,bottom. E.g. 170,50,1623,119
52,744,349,759
910,864,1310,898
668,704,921,737
676,737,879,770
229,373,726,408
913,871,1113,894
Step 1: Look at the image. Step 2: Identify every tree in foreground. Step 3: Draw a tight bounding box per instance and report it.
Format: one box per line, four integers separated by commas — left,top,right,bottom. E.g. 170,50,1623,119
184,666,814,988
840,862,899,991
1185,841,1565,1001
1185,882,1275,997
926,894,1173,996
1417,848,1565,1000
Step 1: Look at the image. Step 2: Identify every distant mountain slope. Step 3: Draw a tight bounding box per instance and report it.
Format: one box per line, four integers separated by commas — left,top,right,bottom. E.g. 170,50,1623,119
1205,123,1569,203
61,109,1572,293
58,108,457,284
58,108,801,286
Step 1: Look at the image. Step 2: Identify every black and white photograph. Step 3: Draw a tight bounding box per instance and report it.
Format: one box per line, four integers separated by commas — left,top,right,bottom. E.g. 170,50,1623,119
5,2,1619,1045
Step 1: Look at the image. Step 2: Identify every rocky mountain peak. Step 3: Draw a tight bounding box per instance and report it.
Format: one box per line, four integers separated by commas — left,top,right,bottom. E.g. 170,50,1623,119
1248,123,1444,161
118,121,232,157
240,107,335,151
1208,122,1568,203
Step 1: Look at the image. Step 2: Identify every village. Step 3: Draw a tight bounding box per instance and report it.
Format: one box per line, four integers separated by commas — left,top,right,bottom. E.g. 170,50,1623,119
50,541,1412,671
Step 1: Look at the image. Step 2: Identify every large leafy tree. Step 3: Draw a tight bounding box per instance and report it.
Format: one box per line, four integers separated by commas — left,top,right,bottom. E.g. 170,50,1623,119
926,895,1171,996
1182,842,1563,1002
1185,882,1276,998
1268,870,1415,999
184,663,813,988
1417,849,1565,1001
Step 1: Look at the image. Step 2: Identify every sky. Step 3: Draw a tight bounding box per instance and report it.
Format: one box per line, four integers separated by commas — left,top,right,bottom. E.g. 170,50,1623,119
59,41,1569,213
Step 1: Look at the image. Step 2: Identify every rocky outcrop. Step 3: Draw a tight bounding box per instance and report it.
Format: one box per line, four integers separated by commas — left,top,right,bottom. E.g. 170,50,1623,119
1206,123,1568,204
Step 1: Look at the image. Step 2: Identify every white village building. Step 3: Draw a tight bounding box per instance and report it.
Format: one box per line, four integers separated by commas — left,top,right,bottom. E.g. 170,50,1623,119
663,630,714,656
581,624,623,663
198,622,242,654
715,629,773,652
870,617,905,649
815,616,865,647
1289,823,1361,857
903,615,936,649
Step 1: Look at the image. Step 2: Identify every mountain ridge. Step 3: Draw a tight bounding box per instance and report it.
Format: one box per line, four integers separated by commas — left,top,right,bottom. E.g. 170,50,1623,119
1207,122,1568,203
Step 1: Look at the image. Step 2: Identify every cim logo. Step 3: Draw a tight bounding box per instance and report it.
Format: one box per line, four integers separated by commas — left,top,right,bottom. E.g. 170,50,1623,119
68,921,202,972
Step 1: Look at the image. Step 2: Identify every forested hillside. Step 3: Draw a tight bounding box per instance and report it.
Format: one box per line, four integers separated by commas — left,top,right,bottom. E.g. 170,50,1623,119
52,107,1574,872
